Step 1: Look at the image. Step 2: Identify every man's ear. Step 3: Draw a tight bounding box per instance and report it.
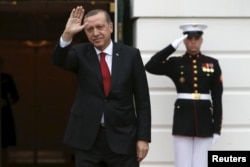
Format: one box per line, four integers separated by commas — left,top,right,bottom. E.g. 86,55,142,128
109,23,113,33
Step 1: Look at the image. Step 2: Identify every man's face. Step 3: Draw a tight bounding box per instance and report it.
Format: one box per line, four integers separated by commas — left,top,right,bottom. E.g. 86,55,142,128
184,36,203,55
84,12,113,51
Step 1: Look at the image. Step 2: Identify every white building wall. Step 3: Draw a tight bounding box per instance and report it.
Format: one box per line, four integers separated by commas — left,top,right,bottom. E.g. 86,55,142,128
130,0,250,167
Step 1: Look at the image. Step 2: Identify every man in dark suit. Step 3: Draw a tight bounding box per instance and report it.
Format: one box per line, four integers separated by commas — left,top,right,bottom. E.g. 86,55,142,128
53,6,151,167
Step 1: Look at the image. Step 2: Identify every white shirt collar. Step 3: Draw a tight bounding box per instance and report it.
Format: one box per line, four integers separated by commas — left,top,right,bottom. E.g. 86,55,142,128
95,41,113,56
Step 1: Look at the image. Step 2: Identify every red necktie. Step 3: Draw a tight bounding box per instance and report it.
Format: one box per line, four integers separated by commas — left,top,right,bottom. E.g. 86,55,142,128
100,52,111,96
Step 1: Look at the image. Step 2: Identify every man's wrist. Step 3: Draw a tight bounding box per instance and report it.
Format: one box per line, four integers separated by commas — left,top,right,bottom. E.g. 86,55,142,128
59,36,72,48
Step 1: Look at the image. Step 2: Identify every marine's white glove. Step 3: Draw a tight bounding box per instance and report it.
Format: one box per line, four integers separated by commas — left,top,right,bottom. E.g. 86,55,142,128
212,133,220,144
171,34,188,49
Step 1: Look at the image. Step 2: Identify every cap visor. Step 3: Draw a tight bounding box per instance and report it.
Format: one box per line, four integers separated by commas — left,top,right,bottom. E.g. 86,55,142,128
184,31,203,38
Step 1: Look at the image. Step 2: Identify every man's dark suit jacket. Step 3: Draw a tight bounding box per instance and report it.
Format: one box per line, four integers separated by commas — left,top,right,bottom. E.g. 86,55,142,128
53,42,151,154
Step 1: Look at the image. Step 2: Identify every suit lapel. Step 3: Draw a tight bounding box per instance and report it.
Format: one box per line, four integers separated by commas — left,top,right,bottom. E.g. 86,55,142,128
85,43,123,96
111,43,122,89
86,46,103,84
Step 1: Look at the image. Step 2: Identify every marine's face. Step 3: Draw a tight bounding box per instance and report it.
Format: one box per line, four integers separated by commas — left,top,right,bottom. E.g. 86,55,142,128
184,36,203,55
84,12,113,51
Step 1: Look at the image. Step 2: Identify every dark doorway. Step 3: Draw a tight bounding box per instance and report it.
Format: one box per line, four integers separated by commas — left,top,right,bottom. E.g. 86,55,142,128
0,1,115,167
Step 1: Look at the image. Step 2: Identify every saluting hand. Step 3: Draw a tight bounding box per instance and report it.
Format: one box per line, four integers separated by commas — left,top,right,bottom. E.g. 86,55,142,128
171,34,188,49
62,6,87,42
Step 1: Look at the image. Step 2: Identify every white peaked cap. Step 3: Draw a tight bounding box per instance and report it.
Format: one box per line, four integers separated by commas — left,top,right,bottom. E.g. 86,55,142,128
179,23,207,33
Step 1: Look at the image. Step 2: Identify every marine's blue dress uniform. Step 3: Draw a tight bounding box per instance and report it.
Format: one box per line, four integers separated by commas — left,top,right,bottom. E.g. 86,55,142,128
145,42,223,167
145,44,223,137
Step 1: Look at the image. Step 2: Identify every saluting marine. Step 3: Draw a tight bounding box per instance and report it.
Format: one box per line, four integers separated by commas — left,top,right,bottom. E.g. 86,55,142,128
145,23,223,167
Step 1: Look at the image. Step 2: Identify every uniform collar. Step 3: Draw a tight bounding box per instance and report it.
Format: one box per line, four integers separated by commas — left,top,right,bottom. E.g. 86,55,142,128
183,52,202,59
